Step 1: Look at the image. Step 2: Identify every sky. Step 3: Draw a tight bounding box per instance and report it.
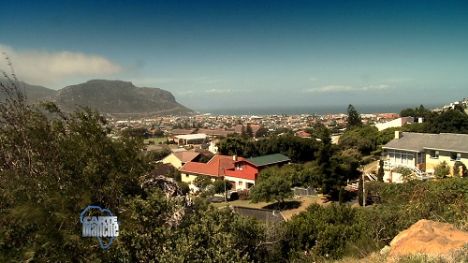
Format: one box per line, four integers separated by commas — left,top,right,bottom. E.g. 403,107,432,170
1,0,468,111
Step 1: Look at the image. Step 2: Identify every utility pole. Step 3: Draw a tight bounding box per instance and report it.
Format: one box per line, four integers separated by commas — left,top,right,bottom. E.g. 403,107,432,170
362,172,366,207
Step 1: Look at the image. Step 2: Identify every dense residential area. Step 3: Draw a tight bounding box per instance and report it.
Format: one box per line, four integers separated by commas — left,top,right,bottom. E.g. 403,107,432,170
2,1,468,262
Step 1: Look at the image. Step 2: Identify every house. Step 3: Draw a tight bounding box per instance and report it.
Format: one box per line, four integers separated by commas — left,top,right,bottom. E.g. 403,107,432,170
180,155,239,190
162,151,200,169
374,117,417,131
224,153,291,190
295,130,312,139
382,131,468,182
174,133,207,146
180,153,291,191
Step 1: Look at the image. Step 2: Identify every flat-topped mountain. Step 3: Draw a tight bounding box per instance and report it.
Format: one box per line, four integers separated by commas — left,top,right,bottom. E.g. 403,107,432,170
0,79,192,115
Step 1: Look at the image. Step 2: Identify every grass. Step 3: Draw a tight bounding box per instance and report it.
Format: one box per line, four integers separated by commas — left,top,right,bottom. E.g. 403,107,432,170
144,137,168,145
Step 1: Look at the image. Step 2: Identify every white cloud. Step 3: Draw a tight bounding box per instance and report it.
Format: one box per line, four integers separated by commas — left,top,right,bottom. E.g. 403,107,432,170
204,88,232,94
0,44,121,87
305,84,390,93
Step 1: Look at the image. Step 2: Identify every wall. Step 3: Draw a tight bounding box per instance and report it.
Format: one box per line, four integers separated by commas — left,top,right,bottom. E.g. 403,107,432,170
162,154,183,169
383,149,418,169
425,150,468,175
224,176,255,190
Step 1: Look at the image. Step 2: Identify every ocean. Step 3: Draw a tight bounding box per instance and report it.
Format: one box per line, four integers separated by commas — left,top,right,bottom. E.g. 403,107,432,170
194,104,437,116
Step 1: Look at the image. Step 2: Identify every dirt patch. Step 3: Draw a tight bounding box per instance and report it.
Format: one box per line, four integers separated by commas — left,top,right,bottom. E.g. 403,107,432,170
385,219,468,261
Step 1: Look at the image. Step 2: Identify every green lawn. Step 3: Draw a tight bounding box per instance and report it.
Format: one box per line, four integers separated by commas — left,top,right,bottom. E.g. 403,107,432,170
144,137,168,145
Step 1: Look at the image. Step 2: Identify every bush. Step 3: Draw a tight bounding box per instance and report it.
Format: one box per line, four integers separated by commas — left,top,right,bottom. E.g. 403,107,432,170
434,161,450,178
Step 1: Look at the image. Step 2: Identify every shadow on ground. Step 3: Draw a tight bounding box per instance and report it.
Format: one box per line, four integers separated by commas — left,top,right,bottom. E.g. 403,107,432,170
262,200,301,210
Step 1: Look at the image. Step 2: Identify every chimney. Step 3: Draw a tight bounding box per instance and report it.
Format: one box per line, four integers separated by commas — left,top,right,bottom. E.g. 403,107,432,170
395,131,401,139
232,155,237,161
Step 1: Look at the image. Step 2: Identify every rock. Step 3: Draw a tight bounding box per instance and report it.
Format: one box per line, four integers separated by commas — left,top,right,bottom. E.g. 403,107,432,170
387,219,468,260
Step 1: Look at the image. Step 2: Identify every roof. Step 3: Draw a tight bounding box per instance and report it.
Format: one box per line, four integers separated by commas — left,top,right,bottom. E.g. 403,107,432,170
246,153,291,167
423,133,468,153
170,128,196,135
180,155,245,177
175,133,207,140
383,132,468,153
172,151,200,163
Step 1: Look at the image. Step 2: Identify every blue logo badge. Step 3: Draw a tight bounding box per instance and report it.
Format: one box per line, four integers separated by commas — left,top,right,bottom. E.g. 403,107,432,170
80,205,119,250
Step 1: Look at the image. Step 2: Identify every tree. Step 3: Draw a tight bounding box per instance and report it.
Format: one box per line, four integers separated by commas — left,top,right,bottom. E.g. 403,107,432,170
212,179,232,194
339,125,379,155
346,104,362,129
246,123,254,138
434,161,450,179
377,160,385,182
427,109,468,134
193,175,213,192
255,125,269,138
250,172,293,208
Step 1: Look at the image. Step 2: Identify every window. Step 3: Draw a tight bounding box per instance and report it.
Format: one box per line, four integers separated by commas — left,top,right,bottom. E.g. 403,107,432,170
451,152,461,161
430,150,439,159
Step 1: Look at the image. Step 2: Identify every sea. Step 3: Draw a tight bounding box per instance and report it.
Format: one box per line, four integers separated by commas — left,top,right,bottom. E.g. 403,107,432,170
194,104,438,116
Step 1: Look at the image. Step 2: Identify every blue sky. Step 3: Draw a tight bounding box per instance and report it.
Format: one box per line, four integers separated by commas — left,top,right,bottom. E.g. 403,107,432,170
1,0,467,111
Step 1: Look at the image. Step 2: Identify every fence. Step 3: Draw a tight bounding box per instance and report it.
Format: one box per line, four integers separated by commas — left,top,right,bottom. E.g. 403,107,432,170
292,187,316,196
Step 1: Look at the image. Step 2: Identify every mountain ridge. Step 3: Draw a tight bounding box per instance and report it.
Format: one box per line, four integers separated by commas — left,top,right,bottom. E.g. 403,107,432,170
0,79,192,116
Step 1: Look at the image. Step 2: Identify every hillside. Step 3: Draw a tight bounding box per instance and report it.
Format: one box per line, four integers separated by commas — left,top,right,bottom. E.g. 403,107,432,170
55,80,192,115
1,79,192,115
0,81,57,103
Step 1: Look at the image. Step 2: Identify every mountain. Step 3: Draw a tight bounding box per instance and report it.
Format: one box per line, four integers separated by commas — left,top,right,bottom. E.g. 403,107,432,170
1,79,192,115
0,81,57,103
55,80,192,115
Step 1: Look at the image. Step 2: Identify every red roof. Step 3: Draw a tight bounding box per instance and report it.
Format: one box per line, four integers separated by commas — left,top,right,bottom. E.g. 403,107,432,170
180,155,245,177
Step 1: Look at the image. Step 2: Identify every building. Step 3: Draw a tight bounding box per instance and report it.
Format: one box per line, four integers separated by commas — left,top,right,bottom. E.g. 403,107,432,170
382,131,468,183
375,117,417,131
224,153,291,190
162,151,200,169
174,133,207,146
180,155,238,191
180,153,291,191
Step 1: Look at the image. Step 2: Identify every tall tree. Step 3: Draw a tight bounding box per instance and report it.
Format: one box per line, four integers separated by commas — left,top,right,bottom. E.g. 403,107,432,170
346,104,362,129
250,172,293,208
246,123,254,138
377,160,385,182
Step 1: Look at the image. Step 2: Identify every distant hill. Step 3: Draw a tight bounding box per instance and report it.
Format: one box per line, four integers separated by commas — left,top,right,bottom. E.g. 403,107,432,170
0,79,192,116
0,81,57,103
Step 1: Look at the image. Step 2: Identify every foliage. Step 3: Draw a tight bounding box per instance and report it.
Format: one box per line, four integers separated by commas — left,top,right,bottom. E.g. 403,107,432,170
212,179,232,194
193,175,213,191
284,204,366,260
112,194,265,262
339,125,379,155
218,134,319,163
427,109,468,134
394,166,414,182
434,161,450,179
255,125,269,138
0,79,147,261
346,104,362,129
250,170,293,207
283,178,468,261
145,146,171,161
400,106,468,134
377,159,385,182
246,123,254,138
453,161,468,177
400,105,434,119
378,127,401,145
